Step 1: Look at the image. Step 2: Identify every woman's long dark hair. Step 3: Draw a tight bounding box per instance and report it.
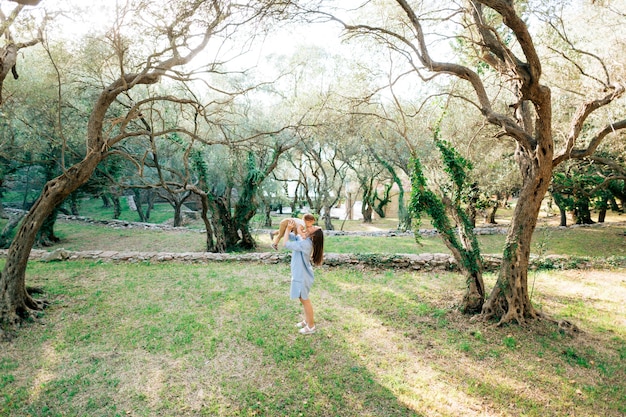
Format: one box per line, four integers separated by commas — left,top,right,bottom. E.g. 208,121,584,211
310,228,324,266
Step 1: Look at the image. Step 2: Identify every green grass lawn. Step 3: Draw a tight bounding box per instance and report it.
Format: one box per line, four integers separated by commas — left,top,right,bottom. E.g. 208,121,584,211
1,260,624,416
2,200,626,416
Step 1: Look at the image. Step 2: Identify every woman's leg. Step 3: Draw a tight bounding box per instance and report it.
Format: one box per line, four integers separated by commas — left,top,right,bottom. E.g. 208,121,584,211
299,297,314,328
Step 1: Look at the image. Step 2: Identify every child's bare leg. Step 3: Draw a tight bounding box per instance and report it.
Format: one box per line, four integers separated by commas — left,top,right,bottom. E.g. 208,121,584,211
272,218,290,247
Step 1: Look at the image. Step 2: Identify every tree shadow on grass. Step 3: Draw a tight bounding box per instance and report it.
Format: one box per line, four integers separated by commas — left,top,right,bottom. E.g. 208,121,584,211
324,274,626,417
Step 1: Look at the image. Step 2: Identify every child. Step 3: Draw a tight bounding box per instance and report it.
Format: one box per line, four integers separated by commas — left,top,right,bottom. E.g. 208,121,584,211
284,219,324,335
270,213,316,250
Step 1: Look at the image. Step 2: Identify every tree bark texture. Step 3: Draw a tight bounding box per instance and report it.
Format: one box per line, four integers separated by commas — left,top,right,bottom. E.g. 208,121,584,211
485,204,498,224
559,207,567,227
133,189,147,222
1,156,102,323
481,142,553,324
323,204,334,231
598,207,606,223
185,185,222,253
264,206,272,228
210,196,237,248
112,195,121,219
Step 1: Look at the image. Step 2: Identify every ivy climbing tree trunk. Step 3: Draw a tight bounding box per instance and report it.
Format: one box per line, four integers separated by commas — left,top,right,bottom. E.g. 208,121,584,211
360,179,374,223
372,182,392,219
373,156,411,231
409,139,485,314
231,148,289,249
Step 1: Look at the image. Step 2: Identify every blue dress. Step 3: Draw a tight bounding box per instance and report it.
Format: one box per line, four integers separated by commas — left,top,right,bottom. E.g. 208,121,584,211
285,232,314,300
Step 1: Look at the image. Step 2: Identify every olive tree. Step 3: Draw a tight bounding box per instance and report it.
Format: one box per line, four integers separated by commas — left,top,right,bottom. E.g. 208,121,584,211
307,0,626,324
0,0,288,328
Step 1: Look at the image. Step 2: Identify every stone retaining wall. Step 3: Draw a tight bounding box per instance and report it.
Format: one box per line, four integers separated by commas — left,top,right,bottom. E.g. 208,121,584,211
0,248,468,271
3,209,624,271
1,248,594,272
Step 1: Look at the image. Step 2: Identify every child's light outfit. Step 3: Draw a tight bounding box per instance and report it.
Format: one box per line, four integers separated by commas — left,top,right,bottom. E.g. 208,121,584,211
285,232,314,300
271,218,305,249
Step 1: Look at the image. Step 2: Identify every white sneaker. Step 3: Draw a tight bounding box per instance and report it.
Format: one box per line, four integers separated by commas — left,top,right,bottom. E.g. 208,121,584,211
299,325,316,335
295,320,307,328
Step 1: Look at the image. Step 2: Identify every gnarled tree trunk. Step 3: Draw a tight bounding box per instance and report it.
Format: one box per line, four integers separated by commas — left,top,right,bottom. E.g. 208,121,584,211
482,138,553,324
485,203,498,224
1,156,103,324
322,204,334,230
0,0,237,326
2,72,181,326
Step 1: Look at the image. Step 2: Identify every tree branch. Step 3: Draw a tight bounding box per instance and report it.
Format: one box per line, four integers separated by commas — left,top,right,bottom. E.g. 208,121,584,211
553,85,626,166
9,0,41,5
560,119,626,164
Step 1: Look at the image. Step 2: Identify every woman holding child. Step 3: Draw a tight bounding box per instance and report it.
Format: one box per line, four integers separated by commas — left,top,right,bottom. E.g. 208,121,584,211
282,216,324,335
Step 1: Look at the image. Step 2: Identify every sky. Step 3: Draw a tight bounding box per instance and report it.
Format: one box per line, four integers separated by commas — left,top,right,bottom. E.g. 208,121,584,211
11,0,352,79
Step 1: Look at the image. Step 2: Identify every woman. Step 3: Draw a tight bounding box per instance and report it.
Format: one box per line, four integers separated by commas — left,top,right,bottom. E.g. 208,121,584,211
284,219,324,335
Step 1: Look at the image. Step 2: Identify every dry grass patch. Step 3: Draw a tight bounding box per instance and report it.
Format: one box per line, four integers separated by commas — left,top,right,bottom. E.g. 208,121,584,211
532,269,626,333
318,268,625,417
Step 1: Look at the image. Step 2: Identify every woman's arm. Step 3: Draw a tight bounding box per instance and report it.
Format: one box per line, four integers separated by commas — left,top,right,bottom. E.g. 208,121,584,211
283,220,296,248
284,220,313,253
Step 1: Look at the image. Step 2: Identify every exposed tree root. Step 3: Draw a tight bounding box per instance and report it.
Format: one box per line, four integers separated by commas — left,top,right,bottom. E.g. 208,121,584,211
24,293,48,311
27,286,45,294
477,306,581,336
540,313,582,336
0,306,48,341
1,301,48,342
460,291,484,315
